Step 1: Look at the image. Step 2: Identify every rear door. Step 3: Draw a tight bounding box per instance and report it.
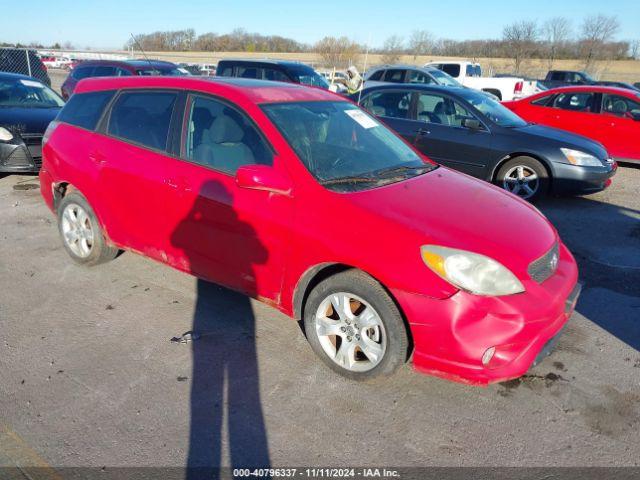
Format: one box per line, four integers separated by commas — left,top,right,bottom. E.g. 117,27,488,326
359,89,418,143
544,90,599,138
93,89,181,257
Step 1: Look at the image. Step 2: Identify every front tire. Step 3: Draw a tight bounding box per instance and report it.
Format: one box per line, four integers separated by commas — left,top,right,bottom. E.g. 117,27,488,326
303,270,409,380
496,156,549,201
57,192,118,266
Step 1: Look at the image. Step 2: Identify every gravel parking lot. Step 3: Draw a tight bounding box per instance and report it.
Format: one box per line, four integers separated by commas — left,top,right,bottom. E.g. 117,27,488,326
0,166,639,471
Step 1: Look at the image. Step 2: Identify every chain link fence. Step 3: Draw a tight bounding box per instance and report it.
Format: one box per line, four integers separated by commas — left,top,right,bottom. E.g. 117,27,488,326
0,47,51,86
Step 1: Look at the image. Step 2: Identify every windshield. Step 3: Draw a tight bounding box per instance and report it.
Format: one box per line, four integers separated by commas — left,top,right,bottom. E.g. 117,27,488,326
289,67,330,89
262,101,435,191
461,90,527,127
0,77,65,108
428,69,462,87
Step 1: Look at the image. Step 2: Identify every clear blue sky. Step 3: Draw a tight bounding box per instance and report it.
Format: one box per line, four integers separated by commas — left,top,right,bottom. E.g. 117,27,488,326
3,0,639,49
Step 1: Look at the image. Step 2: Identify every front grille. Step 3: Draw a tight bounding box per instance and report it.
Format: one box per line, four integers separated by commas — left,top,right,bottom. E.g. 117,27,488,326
4,146,30,166
528,242,559,283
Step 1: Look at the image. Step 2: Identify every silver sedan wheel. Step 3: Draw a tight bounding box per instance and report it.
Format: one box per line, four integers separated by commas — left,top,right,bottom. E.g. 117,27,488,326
314,292,387,372
61,203,94,258
502,165,539,199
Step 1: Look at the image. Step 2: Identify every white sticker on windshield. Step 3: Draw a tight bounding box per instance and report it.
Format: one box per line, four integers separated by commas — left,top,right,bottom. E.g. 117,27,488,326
345,109,379,129
20,79,44,88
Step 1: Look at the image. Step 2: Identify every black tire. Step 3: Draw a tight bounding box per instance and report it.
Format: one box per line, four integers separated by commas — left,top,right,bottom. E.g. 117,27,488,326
303,269,409,381
496,156,549,202
57,192,118,266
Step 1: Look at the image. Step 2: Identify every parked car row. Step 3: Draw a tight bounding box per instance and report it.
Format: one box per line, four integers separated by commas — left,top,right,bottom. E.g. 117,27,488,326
39,75,581,385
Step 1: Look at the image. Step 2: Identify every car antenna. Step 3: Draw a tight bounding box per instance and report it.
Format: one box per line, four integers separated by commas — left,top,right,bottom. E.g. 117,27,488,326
130,33,154,70
357,33,371,106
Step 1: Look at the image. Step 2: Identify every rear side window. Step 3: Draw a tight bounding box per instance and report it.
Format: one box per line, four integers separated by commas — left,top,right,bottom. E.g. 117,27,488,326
108,91,177,151
57,90,115,130
72,67,94,80
531,95,553,106
237,66,262,79
263,67,289,82
218,65,233,76
361,91,413,119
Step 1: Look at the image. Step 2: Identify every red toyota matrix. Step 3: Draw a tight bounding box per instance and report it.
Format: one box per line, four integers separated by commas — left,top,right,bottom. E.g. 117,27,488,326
40,76,580,385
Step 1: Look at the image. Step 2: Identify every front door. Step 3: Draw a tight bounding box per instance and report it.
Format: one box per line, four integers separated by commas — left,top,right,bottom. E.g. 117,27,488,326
598,93,640,161
162,93,293,302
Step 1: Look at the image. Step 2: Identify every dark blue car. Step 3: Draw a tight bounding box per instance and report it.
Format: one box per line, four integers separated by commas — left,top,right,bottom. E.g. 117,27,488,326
353,84,616,200
0,72,64,173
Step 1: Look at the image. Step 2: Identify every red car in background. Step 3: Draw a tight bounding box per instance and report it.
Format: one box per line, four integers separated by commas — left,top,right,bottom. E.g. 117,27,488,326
40,76,579,385
504,86,640,164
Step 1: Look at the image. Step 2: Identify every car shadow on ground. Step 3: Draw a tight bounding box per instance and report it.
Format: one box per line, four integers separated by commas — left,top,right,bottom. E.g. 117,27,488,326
538,190,640,352
170,179,271,478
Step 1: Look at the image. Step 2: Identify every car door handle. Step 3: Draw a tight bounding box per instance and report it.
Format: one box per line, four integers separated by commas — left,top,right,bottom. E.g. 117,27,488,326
417,128,431,136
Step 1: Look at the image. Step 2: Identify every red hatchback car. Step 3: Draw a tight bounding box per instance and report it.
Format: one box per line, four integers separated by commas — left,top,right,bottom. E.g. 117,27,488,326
40,76,580,384
504,86,640,164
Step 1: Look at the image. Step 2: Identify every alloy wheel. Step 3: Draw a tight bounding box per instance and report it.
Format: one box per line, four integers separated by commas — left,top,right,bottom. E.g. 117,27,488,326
502,165,539,200
314,292,387,372
61,203,94,258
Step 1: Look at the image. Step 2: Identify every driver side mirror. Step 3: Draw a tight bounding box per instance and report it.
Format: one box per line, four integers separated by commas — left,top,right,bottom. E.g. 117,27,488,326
462,118,483,130
235,164,293,196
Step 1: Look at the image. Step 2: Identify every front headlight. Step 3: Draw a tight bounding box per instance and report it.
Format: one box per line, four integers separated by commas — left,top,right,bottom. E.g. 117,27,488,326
561,148,602,167
421,245,525,296
0,127,14,142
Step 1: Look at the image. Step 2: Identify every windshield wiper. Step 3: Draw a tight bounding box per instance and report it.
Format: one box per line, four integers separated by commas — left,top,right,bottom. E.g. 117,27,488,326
318,176,379,186
373,164,434,177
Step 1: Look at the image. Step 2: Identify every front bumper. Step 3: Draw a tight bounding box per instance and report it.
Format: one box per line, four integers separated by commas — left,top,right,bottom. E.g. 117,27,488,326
551,160,617,194
392,242,579,385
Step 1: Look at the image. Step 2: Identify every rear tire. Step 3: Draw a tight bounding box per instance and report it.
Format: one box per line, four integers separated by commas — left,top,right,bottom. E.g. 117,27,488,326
303,270,409,381
57,192,118,266
496,156,549,202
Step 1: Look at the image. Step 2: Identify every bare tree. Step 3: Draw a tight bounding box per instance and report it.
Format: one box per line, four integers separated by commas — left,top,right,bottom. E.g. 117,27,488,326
580,14,620,70
502,20,539,73
381,35,404,64
542,17,572,69
408,30,433,59
630,39,640,60
314,36,361,68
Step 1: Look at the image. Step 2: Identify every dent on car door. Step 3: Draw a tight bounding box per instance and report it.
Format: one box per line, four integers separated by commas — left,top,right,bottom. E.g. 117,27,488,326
162,93,293,301
413,93,493,176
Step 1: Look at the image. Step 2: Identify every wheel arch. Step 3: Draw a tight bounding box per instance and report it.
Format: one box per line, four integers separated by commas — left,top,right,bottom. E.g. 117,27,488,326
292,263,414,358
490,152,553,186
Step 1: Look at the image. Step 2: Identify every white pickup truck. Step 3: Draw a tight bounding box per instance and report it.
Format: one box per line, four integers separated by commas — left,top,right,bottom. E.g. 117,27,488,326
424,61,538,101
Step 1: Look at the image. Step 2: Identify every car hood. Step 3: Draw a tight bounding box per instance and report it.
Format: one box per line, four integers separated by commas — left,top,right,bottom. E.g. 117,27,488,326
346,167,558,280
511,123,607,158
0,107,60,134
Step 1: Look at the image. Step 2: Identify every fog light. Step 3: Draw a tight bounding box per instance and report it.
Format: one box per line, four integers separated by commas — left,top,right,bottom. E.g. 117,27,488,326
482,347,496,366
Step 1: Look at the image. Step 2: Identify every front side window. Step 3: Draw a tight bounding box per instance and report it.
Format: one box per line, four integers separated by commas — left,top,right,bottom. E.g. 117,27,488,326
552,92,595,112
237,66,261,79
107,91,177,151
72,67,94,80
361,91,412,119
288,66,330,89
428,69,461,87
407,70,435,85
0,77,65,108
262,101,435,191
601,94,640,118
57,91,114,130
92,66,116,77
459,89,526,127
185,95,272,175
